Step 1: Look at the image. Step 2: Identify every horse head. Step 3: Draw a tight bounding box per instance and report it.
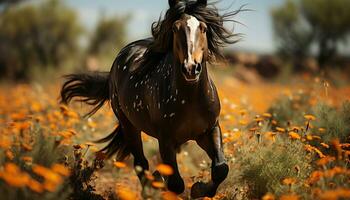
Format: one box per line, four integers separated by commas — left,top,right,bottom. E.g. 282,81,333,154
170,0,208,82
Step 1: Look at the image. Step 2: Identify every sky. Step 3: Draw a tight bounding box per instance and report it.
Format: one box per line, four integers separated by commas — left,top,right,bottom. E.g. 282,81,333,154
65,0,285,54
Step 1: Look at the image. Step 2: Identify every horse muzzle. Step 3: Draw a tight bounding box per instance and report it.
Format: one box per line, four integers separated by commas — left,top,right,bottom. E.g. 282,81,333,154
181,63,202,82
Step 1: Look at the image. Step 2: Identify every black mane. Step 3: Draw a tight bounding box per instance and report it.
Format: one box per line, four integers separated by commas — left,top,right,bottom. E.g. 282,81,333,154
134,0,243,76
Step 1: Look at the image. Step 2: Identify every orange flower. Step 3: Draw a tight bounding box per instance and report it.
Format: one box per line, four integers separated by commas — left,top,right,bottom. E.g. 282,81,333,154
27,178,44,193
0,163,30,187
32,165,62,184
156,164,174,176
316,156,335,166
114,161,127,168
262,113,272,118
280,194,299,200
319,188,350,200
152,181,165,189
115,184,139,200
162,191,180,200
320,143,329,149
52,164,70,176
21,156,33,163
282,177,297,186
289,132,301,140
262,193,275,200
276,127,285,133
304,114,316,121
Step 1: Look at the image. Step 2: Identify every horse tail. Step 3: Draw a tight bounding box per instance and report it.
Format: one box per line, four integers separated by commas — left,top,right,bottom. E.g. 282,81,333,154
60,71,130,160
60,72,110,117
95,125,130,160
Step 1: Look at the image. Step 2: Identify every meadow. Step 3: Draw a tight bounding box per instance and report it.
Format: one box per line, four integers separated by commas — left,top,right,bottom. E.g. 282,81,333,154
1,70,350,200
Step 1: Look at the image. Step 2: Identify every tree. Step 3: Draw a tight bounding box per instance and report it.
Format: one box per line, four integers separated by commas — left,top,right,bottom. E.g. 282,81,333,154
0,0,82,80
301,0,350,67
88,15,128,57
271,0,350,70
271,0,313,71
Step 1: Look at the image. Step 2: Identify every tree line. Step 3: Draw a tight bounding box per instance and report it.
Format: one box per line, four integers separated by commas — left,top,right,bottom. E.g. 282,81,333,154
271,0,350,71
0,0,128,80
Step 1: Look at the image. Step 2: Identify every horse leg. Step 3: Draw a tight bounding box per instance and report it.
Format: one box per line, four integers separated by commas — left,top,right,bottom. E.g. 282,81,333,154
158,141,185,194
191,122,229,198
118,113,149,186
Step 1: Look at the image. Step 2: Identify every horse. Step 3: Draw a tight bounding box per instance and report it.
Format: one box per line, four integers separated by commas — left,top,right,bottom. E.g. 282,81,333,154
60,0,240,198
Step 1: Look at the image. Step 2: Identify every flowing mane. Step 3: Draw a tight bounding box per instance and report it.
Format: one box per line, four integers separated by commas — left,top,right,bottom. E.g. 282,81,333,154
134,0,243,76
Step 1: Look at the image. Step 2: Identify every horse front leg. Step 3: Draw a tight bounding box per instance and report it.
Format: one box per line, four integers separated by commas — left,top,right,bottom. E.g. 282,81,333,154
191,122,229,198
158,140,185,194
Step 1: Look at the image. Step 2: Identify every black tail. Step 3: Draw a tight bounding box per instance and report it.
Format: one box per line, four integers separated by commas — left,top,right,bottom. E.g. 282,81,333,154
95,125,130,160
60,72,109,117
60,71,131,160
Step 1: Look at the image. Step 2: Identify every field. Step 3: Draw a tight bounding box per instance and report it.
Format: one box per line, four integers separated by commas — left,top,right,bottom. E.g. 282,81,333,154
1,69,350,200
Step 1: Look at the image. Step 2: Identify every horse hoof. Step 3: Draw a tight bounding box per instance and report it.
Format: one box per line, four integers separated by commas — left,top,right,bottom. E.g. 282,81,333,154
190,181,215,199
167,176,185,194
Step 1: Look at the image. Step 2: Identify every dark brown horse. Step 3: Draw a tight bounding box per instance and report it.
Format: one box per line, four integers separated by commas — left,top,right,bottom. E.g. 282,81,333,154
61,0,240,198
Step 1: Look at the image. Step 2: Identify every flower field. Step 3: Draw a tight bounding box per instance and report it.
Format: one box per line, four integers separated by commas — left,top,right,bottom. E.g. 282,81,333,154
0,73,350,200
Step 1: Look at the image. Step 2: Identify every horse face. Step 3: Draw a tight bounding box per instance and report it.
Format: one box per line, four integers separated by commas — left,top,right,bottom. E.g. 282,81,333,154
173,14,208,82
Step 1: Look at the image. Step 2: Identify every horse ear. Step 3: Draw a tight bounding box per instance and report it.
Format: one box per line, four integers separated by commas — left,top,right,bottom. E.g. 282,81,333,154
196,0,207,6
168,0,179,8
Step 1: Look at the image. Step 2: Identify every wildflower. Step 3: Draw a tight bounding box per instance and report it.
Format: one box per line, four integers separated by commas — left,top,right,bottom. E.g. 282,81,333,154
114,161,127,168
152,181,165,188
276,127,285,133
32,165,62,184
308,170,323,184
331,139,342,159
52,164,70,176
280,194,299,200
319,188,350,200
320,143,329,148
115,184,138,200
282,177,297,186
316,156,335,166
239,109,247,116
156,164,174,176
318,128,326,133
5,150,14,160
262,113,272,118
0,163,30,187
162,191,180,200
304,114,316,121
21,156,33,163
289,132,301,140
27,178,44,193
262,193,275,200
0,136,12,149
239,119,248,125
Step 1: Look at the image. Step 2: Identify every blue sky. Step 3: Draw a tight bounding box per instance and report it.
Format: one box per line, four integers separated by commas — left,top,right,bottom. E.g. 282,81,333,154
65,0,285,53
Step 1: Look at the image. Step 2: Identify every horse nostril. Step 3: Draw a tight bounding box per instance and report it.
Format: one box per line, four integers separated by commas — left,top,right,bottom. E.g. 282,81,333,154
195,64,202,75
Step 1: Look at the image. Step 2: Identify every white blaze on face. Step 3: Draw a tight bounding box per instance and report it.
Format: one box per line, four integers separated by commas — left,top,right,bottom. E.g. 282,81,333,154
186,16,200,64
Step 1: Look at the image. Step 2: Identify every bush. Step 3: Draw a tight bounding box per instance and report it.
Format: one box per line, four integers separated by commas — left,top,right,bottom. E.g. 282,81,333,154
225,134,313,199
